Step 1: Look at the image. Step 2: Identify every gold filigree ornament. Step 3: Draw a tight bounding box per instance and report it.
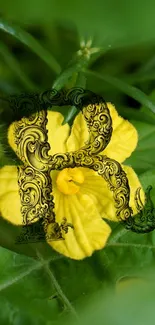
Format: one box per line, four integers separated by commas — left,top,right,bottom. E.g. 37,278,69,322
0,88,154,260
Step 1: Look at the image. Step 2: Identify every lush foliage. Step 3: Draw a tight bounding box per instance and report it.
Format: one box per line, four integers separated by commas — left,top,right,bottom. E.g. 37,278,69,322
0,1,155,324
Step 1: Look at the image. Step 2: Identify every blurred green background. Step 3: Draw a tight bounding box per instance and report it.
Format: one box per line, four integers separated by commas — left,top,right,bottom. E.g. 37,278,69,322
1,1,155,324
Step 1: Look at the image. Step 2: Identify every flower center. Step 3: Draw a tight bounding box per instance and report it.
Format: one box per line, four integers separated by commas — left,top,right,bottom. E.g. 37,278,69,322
56,168,85,195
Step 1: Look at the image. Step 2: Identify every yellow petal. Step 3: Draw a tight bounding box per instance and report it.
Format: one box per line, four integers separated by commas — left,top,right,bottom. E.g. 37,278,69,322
123,165,145,215
0,165,43,225
47,181,111,260
79,167,116,221
66,104,137,162
103,103,138,163
7,121,18,152
7,111,70,156
0,166,18,197
66,112,89,151
46,111,70,154
0,165,23,224
80,165,145,222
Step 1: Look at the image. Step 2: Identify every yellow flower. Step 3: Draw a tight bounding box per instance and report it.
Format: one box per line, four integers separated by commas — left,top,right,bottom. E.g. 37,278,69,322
0,103,145,260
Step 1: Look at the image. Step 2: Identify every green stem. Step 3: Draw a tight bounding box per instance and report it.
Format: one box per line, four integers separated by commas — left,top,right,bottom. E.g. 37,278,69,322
37,251,79,319
52,52,89,90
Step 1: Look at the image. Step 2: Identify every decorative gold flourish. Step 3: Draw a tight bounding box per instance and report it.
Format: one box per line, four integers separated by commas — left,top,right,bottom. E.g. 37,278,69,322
12,109,73,241
5,87,154,243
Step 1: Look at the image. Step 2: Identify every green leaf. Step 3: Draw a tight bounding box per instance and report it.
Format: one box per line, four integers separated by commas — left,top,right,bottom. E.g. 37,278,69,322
0,297,40,325
85,70,155,115
41,229,155,311
0,111,24,167
0,18,61,74
67,281,155,325
2,0,155,49
140,90,155,123
0,246,63,324
125,121,155,174
1,220,155,324
117,105,155,126
0,41,36,90
139,169,155,195
0,214,69,262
